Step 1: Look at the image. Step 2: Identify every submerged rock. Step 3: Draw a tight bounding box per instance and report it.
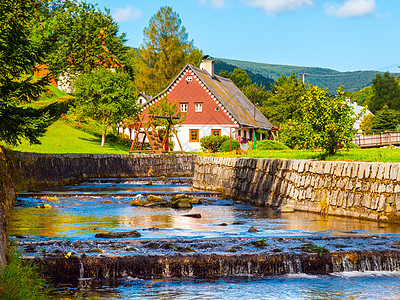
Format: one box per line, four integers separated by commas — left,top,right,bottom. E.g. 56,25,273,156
182,213,202,218
280,205,295,213
248,226,259,233
170,199,192,209
95,231,141,238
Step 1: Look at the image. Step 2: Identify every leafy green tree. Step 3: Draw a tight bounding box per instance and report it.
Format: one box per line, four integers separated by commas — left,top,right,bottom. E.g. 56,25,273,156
359,113,374,134
135,6,203,95
43,1,126,78
367,72,400,113
73,68,138,146
371,105,400,132
260,73,307,125
352,86,373,107
0,0,53,146
300,87,356,155
148,97,186,130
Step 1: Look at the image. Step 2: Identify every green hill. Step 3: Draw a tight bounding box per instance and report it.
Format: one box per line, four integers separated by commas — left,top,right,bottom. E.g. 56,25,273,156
216,58,399,94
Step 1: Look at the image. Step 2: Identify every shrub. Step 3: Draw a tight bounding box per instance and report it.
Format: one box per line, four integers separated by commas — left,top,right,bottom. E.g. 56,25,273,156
256,140,290,150
0,245,51,299
219,139,240,152
200,135,229,152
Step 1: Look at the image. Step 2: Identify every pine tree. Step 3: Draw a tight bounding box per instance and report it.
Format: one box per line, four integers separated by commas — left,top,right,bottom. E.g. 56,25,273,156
135,6,203,95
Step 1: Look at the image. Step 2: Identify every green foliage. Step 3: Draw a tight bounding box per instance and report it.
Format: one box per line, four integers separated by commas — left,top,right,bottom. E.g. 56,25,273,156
200,135,229,152
259,73,306,125
43,1,126,77
303,242,330,257
371,105,400,132
352,86,373,106
0,245,50,299
359,113,374,134
256,140,290,150
72,68,138,146
301,87,356,155
135,6,203,95
148,97,186,130
279,121,313,150
219,139,240,152
0,0,54,146
367,72,400,114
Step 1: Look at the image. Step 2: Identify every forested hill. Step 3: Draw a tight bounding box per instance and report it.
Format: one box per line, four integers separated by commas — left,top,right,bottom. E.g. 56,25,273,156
216,58,399,94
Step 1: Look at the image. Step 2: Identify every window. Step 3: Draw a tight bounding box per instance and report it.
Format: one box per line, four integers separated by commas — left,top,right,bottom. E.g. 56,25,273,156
195,102,203,112
186,75,193,82
189,129,199,142
215,107,219,111
180,103,188,112
211,129,221,136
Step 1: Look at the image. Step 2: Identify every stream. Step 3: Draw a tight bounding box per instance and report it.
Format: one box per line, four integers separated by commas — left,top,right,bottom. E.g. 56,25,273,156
9,177,400,299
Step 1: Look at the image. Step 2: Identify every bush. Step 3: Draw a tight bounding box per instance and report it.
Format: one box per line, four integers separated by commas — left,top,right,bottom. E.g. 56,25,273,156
345,142,360,149
219,139,240,152
256,140,290,150
0,245,51,299
200,135,229,152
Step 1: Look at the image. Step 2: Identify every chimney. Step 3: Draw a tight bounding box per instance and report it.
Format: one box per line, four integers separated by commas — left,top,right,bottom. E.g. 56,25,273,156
200,59,214,77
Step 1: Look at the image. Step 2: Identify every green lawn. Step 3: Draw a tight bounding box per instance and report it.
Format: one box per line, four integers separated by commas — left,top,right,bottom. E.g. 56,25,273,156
7,120,131,154
201,148,400,163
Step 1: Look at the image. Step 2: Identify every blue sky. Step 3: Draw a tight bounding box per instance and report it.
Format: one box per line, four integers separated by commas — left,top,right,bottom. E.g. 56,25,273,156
86,0,400,72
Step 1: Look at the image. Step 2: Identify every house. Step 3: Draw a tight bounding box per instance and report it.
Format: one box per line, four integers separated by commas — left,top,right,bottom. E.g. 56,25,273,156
140,59,274,152
347,98,372,133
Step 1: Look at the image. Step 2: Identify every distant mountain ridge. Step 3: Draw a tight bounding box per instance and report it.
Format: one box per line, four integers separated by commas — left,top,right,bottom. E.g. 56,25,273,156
215,58,400,94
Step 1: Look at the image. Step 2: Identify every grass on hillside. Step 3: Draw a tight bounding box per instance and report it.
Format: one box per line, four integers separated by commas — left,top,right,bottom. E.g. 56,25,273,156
7,120,131,154
201,147,400,163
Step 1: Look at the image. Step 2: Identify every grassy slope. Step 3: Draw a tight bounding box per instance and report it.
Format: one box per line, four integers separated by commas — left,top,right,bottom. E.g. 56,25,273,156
9,120,130,154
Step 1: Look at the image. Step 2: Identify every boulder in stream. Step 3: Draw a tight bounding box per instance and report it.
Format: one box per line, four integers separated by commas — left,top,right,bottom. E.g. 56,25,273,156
95,231,141,238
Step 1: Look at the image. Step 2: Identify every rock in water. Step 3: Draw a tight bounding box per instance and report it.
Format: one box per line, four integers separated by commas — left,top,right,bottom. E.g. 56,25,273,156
182,213,202,218
248,226,259,233
95,231,141,238
171,199,192,209
280,205,295,213
147,195,166,203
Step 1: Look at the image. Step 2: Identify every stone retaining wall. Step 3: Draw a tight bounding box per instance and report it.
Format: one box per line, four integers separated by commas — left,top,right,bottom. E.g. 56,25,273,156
13,152,197,188
193,156,400,223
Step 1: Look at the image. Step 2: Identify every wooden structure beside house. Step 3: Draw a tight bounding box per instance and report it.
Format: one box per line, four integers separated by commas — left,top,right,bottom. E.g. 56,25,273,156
139,59,274,152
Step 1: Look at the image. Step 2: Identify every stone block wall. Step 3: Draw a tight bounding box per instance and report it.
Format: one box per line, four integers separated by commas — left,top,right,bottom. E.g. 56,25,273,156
193,156,400,223
13,152,197,188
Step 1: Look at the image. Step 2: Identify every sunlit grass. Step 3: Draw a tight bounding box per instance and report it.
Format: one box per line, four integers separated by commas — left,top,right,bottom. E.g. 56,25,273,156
199,148,400,163
6,120,130,154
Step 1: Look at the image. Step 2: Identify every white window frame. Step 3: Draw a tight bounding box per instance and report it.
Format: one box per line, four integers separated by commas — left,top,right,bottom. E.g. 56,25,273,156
195,102,203,112
180,103,188,112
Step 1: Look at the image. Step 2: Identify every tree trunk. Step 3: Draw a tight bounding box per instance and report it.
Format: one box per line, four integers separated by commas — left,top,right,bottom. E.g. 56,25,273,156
101,130,106,147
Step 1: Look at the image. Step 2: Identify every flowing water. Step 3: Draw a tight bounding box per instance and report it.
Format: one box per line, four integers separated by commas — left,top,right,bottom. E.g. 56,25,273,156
9,177,400,299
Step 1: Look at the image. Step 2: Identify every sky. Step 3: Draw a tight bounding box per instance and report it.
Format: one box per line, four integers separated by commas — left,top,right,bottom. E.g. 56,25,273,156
86,0,400,73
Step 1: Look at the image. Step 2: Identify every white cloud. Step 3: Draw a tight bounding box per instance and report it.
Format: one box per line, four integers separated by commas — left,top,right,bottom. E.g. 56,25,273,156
326,0,375,18
245,0,313,15
113,5,142,22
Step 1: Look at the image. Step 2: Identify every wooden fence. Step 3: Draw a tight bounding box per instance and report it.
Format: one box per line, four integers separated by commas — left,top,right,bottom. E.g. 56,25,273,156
352,132,400,148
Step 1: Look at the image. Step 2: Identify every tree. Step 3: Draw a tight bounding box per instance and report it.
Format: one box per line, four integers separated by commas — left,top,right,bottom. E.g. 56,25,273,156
148,97,186,130
73,68,138,146
371,105,400,132
352,86,373,107
43,1,126,78
0,0,53,146
135,6,203,95
359,113,374,134
367,72,400,113
300,86,356,155
260,73,307,125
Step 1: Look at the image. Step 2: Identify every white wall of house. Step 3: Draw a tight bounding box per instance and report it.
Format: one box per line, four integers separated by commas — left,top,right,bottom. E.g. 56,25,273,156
172,124,239,152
